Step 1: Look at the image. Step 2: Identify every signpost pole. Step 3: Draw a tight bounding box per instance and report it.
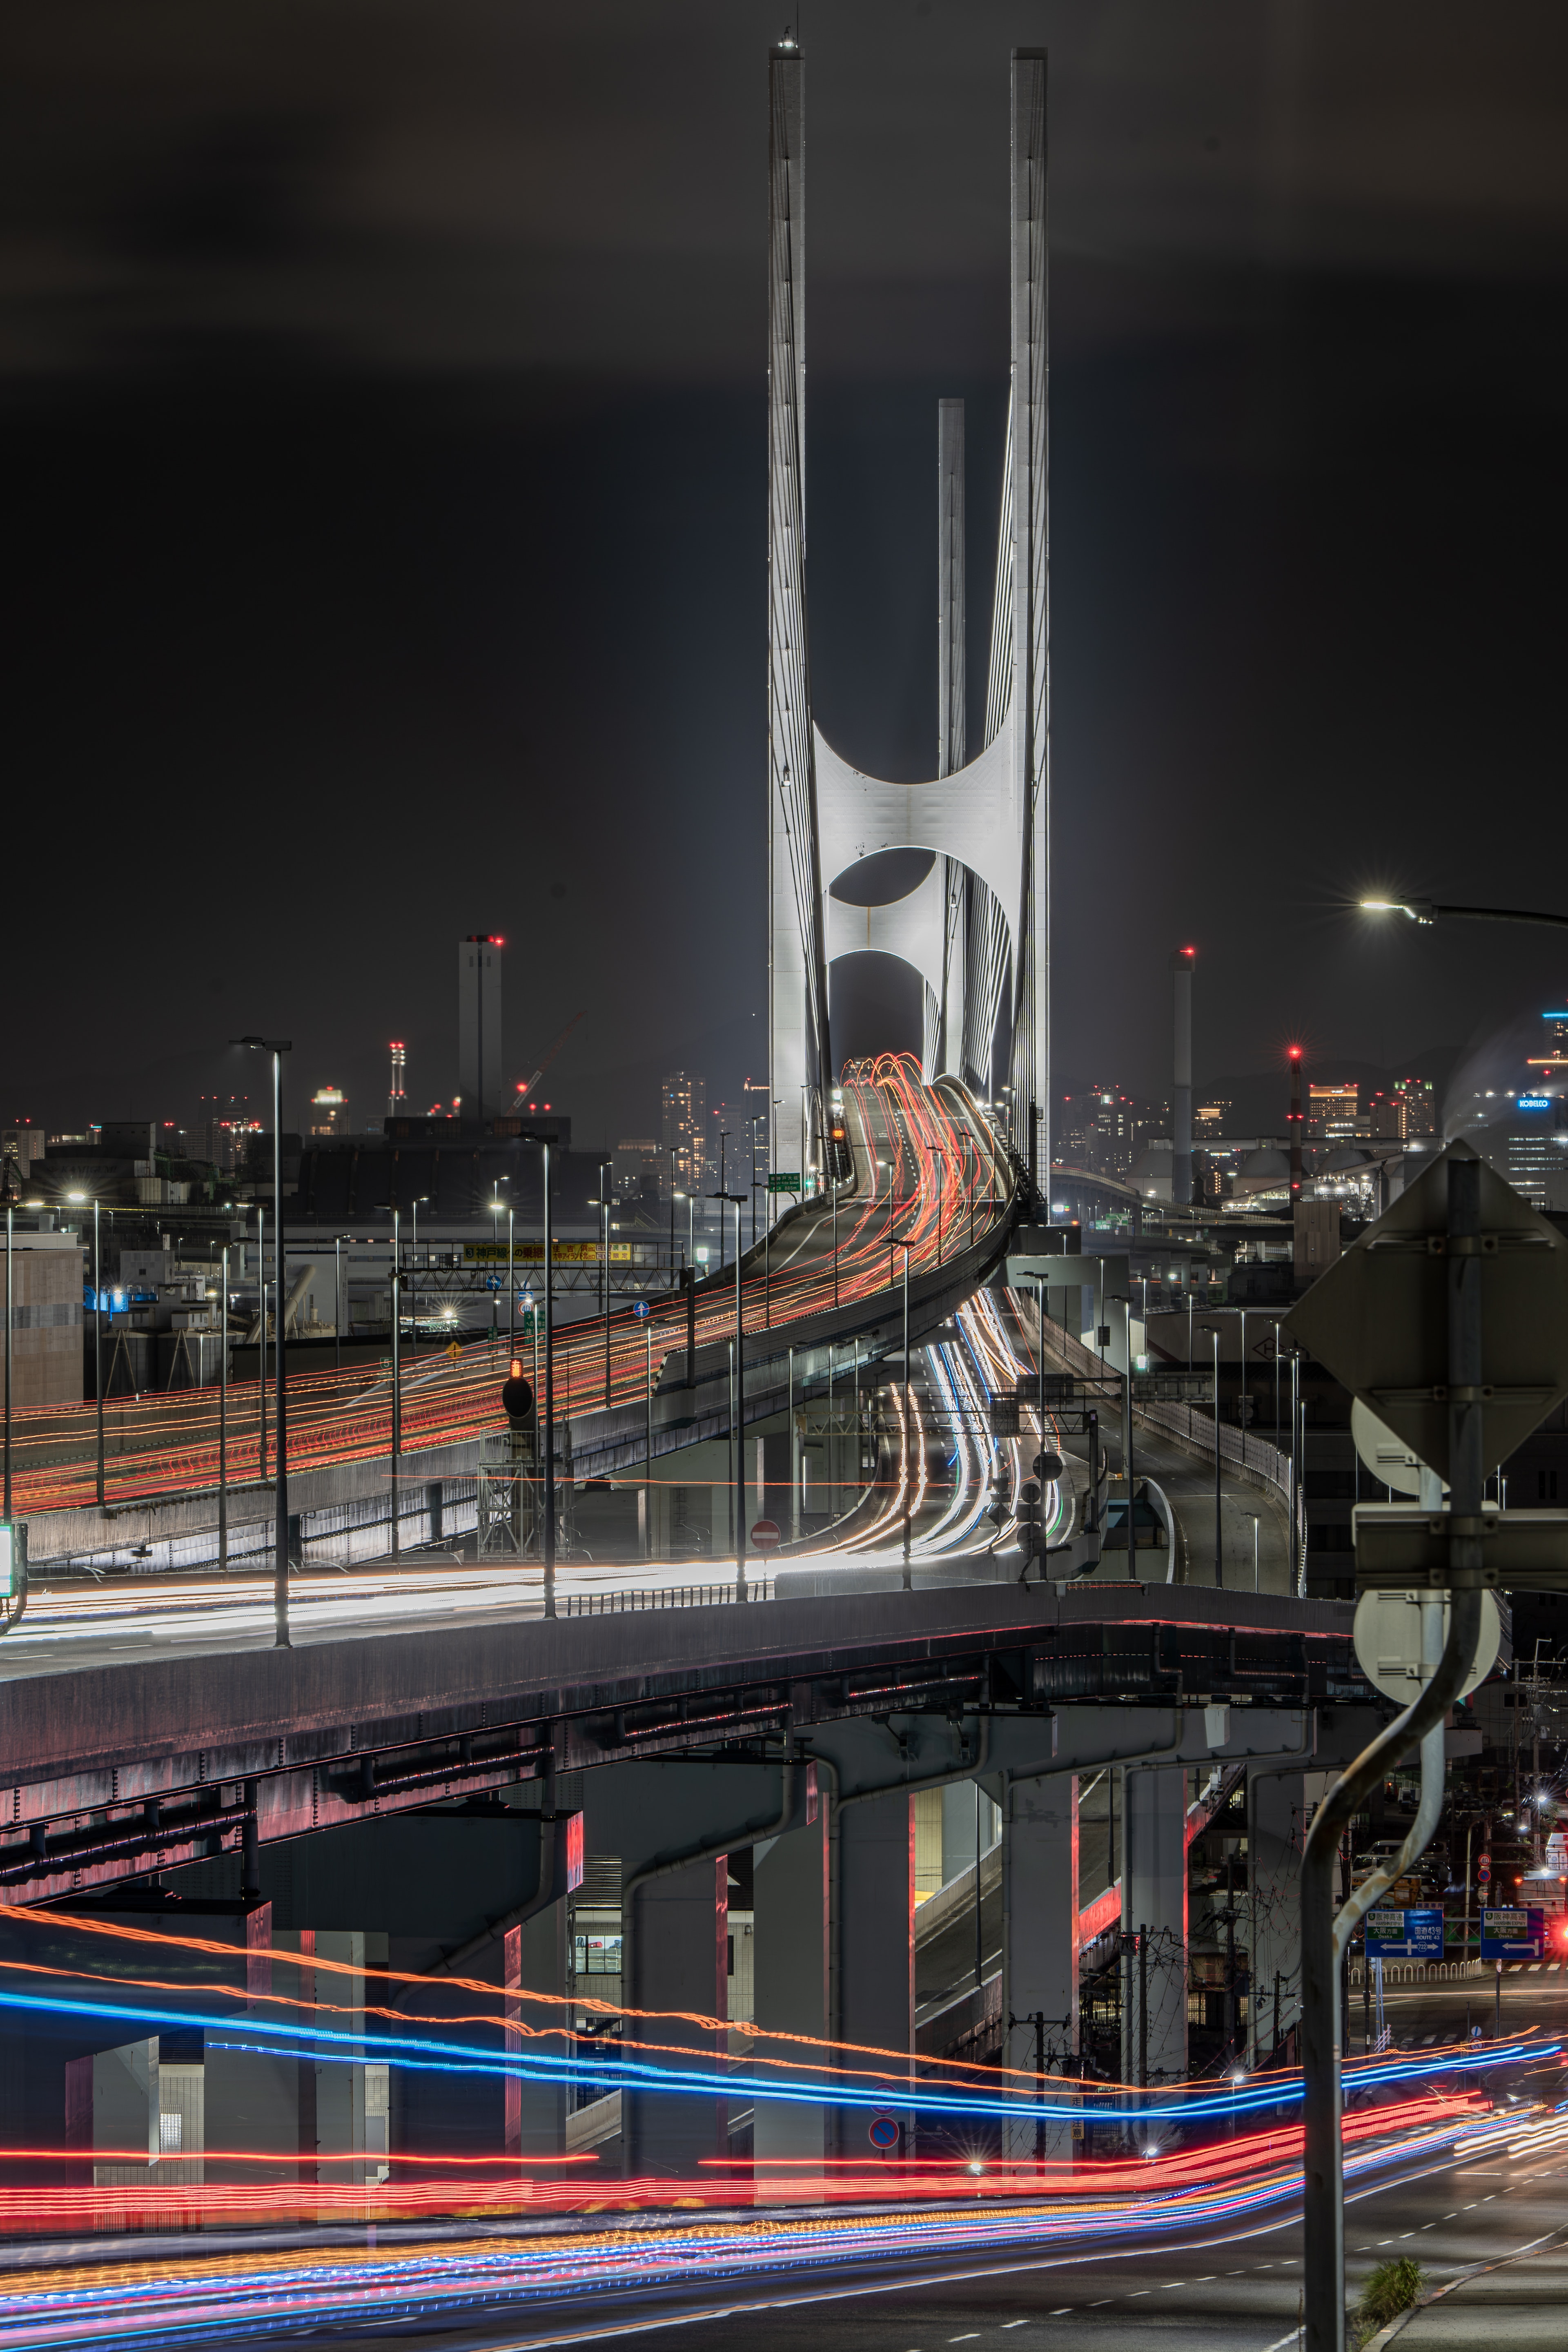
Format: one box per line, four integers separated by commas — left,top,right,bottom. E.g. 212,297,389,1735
1298,1149,1496,2352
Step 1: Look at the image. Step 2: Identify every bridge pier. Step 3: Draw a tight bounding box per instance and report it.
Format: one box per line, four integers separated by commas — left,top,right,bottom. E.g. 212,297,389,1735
622,1857,729,2181
1000,1770,1079,2158
836,1793,915,2156
752,1797,830,2196
1121,1765,1189,2087
1247,1765,1305,2064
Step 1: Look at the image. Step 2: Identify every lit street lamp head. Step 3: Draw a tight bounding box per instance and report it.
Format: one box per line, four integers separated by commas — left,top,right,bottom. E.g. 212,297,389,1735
1359,898,1433,924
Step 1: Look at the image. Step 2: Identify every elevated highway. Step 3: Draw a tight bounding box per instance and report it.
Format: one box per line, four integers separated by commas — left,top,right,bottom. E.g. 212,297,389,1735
9,1056,1022,1568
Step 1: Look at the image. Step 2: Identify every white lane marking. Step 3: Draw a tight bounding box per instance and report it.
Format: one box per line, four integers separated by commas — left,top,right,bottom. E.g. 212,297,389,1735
1000,2324,1030,2332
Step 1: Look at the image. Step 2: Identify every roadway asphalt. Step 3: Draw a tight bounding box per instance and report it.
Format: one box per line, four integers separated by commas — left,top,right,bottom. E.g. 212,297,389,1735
1068,1421,1296,1598
87,2128,1566,2351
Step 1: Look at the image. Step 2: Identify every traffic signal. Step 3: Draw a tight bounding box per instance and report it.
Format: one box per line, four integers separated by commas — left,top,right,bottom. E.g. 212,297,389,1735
500,1359,535,1425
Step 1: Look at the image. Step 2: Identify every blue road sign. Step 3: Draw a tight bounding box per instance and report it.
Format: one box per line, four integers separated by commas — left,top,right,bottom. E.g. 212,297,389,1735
1365,1907,1444,1962
1480,1906,1544,1960
633,1299,650,1320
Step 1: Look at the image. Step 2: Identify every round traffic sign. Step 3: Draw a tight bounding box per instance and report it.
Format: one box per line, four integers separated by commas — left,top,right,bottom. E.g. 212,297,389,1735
867,2116,900,2150
750,1519,781,1551
1352,1586,1501,1704
1033,1450,1064,1481
633,1298,650,1320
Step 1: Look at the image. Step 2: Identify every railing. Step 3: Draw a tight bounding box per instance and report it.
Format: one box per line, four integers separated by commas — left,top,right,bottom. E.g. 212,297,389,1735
563,1579,775,1616
1031,1307,1309,1590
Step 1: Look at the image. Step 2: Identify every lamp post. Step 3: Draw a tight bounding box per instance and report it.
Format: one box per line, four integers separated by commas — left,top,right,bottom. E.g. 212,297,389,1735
710,1189,748,1597
410,1195,430,1346
234,1035,292,1646
334,1234,343,1371
668,1149,678,1284
644,1316,654,1561
256,1203,267,1486
4,1201,13,1536
540,1140,556,1617
896,1234,914,1591
1116,1295,1136,1575
748,1114,761,1250
599,1165,612,1410
1212,1325,1224,1586
218,1242,229,1571
508,1206,515,1352
92,1200,105,1509
1289,1348,1301,1597
390,1203,402,1560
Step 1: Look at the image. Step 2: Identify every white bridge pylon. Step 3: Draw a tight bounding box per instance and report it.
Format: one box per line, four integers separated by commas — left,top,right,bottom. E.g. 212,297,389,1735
767,38,1049,1191
819,719,1020,1084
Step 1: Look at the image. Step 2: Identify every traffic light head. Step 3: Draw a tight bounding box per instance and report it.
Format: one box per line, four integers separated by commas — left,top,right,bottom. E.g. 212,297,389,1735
500,1363,535,1423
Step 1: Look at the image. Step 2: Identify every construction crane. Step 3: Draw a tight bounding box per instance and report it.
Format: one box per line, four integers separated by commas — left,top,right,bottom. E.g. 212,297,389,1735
515,1009,585,1101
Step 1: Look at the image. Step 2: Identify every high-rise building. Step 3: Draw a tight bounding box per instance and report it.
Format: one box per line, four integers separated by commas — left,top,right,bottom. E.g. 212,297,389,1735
388,1042,406,1119
1486,1092,1568,1210
1308,1082,1361,1141
1193,1100,1232,1139
612,1138,662,1200
458,938,503,1129
661,1070,706,1196
310,1087,347,1137
1392,1077,1436,1137
1526,1011,1568,1087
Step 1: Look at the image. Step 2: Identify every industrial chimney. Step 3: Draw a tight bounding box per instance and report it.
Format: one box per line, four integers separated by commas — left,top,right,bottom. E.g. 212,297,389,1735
1287,1047,1304,1198
1172,948,1195,1206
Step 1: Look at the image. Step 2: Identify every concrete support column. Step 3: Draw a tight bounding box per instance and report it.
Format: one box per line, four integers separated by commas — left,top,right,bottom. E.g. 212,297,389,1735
941,1781,978,1886
837,1793,914,2152
1001,1772,1079,2158
505,1903,568,2162
753,1800,829,2197
624,1856,728,2182
1121,1766,1188,2085
1248,1768,1305,2065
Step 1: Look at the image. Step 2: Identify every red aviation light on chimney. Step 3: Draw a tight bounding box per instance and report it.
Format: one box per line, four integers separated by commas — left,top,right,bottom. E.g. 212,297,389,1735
1288,1047,1302,1060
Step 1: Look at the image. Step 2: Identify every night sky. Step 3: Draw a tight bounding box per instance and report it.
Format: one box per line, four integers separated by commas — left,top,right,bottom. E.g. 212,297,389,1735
6,1,1567,1148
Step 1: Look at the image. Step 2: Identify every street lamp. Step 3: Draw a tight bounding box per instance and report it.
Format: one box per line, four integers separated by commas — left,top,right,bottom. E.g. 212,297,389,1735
895,1232,914,1591
1203,1322,1223,1587
1359,895,1568,931
3,1200,12,1539
539,1140,557,1617
233,1034,292,1647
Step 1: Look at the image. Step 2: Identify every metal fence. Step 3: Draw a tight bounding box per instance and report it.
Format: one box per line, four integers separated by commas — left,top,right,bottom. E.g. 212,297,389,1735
563,1579,775,1617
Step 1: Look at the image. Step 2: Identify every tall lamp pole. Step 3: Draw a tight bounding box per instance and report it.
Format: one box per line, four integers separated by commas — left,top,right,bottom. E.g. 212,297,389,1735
390,1204,401,1559
1207,1324,1223,1586
4,1201,13,1536
897,1235,913,1591
218,1242,229,1571
668,1148,677,1285
234,1036,292,1646
93,1200,105,1509
541,1139,556,1618
710,1189,748,1597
